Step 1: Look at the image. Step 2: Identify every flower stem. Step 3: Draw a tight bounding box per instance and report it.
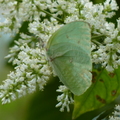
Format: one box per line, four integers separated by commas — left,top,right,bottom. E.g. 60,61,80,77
36,6,63,23
91,34,105,45
92,39,102,45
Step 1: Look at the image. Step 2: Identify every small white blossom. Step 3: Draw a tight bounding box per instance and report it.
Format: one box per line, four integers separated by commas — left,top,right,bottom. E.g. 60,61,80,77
106,65,114,72
0,38,52,104
56,85,74,112
109,105,120,120
117,18,120,30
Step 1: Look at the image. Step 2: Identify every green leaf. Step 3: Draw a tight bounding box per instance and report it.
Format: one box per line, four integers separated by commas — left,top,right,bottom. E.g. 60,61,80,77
46,21,92,95
72,67,120,119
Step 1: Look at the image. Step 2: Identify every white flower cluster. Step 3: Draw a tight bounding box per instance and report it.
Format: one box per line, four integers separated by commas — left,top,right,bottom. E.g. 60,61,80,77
0,0,119,73
78,0,120,72
0,34,51,104
109,105,120,120
0,0,120,111
92,19,120,72
56,85,74,112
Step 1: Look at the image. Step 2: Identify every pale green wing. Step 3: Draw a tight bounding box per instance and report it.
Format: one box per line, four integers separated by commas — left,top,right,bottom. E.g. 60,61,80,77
50,43,91,95
46,21,92,95
47,21,90,54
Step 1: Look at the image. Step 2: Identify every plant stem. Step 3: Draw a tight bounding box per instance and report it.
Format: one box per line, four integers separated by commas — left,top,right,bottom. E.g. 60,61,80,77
91,34,105,39
36,6,63,23
91,34,105,45
91,39,102,45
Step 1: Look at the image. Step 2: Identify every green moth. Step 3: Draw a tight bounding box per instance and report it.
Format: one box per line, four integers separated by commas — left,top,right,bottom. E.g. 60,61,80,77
46,21,92,95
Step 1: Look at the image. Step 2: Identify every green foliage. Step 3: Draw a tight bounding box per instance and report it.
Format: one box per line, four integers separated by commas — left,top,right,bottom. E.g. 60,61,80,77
92,0,105,4
46,21,92,96
73,67,120,119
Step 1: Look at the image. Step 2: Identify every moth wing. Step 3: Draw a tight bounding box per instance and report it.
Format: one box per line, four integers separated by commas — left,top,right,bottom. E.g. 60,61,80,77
50,43,92,95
